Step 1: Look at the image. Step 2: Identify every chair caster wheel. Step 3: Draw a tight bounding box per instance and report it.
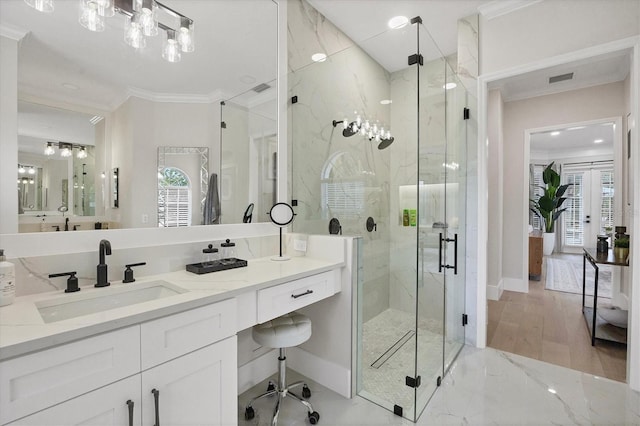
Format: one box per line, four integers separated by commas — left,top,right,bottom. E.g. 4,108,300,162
244,406,255,420
308,411,320,424
267,381,275,392
302,384,311,398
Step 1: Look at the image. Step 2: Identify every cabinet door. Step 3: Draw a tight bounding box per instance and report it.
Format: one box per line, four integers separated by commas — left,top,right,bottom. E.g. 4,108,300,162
8,375,141,426
141,336,237,426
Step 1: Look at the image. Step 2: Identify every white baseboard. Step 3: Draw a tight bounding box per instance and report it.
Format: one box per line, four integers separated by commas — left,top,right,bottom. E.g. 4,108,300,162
503,277,528,293
237,348,277,395
288,347,351,398
487,279,504,300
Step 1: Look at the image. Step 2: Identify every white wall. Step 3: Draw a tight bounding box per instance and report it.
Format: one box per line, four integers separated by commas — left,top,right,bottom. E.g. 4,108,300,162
480,0,640,75
499,82,626,289
109,98,220,229
486,89,504,300
0,35,19,235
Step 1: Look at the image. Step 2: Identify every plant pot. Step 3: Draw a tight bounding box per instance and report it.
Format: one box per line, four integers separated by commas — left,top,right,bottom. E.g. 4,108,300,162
614,247,629,261
543,232,555,255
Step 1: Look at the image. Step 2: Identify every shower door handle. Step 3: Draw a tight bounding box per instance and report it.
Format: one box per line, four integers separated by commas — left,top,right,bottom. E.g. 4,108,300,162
438,233,443,273
439,233,458,275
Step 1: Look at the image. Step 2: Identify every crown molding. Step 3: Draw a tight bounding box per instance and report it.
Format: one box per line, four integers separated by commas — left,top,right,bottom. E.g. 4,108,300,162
478,0,543,20
126,87,224,104
0,24,29,41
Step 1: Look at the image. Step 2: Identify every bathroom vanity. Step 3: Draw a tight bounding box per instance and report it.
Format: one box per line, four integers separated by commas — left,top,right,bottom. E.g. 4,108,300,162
0,256,344,425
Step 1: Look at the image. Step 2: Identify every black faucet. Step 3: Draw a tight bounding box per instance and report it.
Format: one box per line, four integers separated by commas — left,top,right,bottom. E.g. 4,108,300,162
64,217,69,231
95,239,112,287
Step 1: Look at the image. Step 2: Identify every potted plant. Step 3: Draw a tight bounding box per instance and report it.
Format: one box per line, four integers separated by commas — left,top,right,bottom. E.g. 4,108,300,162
614,236,630,261
530,162,572,255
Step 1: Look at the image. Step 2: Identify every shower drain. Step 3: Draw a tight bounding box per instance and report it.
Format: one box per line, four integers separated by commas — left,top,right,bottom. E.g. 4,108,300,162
370,330,416,369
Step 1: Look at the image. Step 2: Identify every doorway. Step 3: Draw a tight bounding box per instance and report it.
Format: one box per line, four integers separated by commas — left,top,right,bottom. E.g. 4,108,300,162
482,46,633,381
561,162,614,253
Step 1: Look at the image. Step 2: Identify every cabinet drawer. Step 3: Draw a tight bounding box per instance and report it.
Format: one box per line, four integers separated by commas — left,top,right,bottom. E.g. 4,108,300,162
140,298,236,370
257,270,336,323
0,326,140,425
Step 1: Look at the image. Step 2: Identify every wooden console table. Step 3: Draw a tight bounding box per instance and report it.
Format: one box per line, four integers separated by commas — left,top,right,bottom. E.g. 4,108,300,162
528,231,543,280
582,248,629,346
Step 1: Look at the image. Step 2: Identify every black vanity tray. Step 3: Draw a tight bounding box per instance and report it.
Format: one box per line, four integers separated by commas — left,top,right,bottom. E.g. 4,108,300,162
186,258,248,274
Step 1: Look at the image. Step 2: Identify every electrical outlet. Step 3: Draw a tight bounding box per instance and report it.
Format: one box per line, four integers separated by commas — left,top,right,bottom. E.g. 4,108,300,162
293,239,307,252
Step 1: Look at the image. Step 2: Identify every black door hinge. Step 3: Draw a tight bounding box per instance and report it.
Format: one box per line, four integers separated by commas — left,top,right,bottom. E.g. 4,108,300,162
463,107,470,120
436,376,442,386
462,313,468,326
221,121,226,129
408,54,424,66
291,95,298,104
393,405,403,417
405,375,421,388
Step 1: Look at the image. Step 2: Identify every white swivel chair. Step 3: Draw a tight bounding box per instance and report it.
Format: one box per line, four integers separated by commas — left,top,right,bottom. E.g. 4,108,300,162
244,312,320,425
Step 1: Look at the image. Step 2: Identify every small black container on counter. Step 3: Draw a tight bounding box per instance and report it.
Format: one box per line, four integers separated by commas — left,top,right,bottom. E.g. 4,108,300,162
597,235,609,254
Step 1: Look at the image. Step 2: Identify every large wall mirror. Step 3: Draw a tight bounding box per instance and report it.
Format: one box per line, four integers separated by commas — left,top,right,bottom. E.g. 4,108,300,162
0,0,278,233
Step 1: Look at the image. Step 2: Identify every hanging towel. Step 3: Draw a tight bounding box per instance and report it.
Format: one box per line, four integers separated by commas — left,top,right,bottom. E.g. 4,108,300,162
203,173,220,224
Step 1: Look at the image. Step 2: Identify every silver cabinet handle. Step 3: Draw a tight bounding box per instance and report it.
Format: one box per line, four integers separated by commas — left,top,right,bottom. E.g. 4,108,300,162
291,289,313,299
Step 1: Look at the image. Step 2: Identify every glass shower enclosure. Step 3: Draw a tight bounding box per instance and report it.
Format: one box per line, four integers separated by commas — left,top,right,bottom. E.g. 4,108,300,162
289,19,472,421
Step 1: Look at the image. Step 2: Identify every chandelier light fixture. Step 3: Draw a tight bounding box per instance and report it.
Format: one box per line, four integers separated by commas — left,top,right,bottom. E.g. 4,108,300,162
332,111,395,150
24,0,195,63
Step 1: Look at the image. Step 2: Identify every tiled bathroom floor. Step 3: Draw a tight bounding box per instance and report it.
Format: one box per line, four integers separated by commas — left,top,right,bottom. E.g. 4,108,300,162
237,346,640,425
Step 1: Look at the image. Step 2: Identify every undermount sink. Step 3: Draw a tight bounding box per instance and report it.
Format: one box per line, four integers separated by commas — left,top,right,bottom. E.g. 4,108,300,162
36,280,187,323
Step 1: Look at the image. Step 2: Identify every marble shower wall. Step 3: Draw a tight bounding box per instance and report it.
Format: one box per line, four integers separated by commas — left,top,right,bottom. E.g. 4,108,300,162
288,0,392,322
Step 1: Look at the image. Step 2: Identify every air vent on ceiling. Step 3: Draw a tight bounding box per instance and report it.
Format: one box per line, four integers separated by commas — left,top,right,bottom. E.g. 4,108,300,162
548,72,574,84
252,83,271,93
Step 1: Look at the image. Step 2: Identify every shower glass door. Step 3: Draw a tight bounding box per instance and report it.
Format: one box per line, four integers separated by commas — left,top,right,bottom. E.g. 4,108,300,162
287,9,467,423
442,66,467,374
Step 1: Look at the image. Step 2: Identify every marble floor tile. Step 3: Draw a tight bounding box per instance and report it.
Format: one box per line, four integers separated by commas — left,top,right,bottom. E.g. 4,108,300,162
238,346,640,425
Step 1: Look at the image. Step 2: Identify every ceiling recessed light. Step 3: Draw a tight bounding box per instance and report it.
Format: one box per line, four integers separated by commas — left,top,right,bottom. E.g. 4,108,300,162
62,83,79,90
388,16,409,29
567,126,585,131
380,99,393,105
548,388,557,394
444,82,457,90
311,53,327,62
594,139,604,143
550,131,560,136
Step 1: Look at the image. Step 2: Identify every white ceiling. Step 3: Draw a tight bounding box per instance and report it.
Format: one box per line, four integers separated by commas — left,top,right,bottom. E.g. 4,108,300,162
530,122,615,155
18,101,97,156
307,0,490,72
0,0,278,111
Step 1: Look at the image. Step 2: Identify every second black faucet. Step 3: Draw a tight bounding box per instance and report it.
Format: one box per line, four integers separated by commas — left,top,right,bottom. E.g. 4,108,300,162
95,239,112,287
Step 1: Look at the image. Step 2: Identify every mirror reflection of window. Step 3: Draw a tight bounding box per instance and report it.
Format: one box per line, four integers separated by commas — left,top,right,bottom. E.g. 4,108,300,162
158,167,192,227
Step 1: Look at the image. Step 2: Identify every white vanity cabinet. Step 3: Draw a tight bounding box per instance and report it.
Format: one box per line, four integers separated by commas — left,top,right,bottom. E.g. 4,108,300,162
1,299,238,426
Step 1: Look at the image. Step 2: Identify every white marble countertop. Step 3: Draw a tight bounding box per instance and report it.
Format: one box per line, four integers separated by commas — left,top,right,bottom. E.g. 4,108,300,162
0,256,343,361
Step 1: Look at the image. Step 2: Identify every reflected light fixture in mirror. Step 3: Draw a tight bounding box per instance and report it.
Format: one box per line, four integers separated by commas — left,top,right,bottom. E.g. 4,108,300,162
24,0,54,13
269,203,295,261
79,0,107,32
